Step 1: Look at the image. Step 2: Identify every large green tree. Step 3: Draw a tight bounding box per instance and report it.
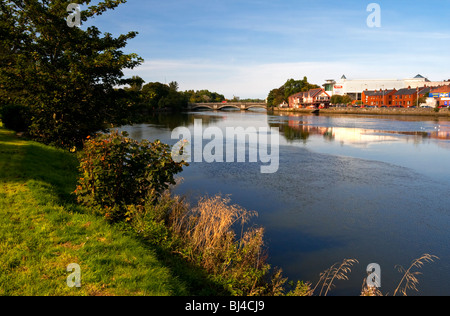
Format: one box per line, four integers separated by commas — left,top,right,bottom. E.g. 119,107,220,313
284,77,319,99
0,0,143,148
267,86,285,107
267,77,319,107
184,89,225,103
140,81,188,111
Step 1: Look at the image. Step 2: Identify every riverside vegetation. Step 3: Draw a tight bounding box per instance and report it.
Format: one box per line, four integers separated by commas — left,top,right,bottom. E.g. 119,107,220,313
73,130,302,296
0,124,439,296
0,124,308,295
0,124,189,295
0,0,438,296
0,123,440,296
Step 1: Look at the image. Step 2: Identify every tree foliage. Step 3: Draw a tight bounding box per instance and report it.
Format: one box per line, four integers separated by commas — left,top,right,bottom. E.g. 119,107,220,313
267,77,319,107
267,86,286,108
0,0,143,148
140,81,188,111
184,89,225,103
75,131,188,221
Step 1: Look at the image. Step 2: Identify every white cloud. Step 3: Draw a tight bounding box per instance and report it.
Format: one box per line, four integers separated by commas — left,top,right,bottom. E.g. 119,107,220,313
124,56,449,99
125,59,348,98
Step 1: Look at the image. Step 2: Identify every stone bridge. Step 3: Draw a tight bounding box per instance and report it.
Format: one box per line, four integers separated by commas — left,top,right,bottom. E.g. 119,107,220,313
187,102,267,111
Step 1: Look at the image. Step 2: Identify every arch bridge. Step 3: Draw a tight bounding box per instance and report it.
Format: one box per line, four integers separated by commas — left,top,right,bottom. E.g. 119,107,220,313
187,102,267,111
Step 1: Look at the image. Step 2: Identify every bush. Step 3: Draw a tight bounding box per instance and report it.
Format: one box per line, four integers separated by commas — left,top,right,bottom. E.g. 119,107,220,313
0,104,31,133
75,131,188,221
125,190,181,247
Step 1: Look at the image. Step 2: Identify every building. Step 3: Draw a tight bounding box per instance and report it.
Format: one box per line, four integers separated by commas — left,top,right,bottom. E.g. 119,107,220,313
429,85,450,107
328,74,445,101
322,79,336,96
392,87,431,107
288,88,331,108
332,75,409,101
362,87,431,107
362,89,397,106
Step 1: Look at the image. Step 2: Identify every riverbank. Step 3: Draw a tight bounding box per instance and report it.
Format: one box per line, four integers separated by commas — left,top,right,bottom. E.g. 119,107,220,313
0,124,215,296
0,124,296,296
272,107,450,117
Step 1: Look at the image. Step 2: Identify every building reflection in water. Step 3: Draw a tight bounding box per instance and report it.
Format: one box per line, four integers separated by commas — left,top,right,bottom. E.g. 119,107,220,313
269,114,450,147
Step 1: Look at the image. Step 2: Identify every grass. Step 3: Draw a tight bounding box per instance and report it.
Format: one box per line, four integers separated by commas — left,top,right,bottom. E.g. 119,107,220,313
393,254,439,297
0,124,194,296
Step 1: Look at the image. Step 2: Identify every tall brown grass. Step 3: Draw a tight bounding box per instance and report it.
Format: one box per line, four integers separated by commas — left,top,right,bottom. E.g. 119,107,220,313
166,194,283,295
393,254,439,297
307,254,439,296
311,259,359,296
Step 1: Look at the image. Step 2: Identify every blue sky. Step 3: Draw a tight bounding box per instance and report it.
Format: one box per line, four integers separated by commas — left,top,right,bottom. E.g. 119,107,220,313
83,0,450,98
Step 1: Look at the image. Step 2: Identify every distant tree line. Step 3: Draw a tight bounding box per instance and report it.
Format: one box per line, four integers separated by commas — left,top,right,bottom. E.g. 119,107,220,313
184,90,225,103
122,77,227,112
267,77,320,107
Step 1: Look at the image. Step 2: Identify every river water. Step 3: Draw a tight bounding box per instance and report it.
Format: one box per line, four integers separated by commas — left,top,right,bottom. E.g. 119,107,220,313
119,110,450,296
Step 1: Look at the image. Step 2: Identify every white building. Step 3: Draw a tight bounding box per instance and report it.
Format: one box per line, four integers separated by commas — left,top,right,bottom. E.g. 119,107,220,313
328,74,447,100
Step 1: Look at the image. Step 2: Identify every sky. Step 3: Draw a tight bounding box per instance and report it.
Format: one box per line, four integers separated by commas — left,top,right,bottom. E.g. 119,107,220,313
82,0,450,99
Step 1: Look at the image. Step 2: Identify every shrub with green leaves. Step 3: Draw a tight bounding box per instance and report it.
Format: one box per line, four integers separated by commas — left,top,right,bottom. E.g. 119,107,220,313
75,131,187,221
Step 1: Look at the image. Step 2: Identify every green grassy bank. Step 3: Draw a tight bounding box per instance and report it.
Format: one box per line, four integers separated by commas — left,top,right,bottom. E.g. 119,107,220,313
0,124,208,296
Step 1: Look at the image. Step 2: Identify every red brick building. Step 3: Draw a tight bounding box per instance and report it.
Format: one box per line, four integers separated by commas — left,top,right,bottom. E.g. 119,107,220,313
392,87,431,107
362,89,396,106
362,87,431,107
288,88,330,108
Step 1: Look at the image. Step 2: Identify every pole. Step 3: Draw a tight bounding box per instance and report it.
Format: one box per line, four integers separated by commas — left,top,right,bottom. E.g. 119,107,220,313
417,88,419,107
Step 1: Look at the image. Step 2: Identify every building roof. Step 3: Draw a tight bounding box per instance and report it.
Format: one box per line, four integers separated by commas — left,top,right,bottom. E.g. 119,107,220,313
419,87,431,94
289,88,328,99
394,87,432,96
431,85,450,93
363,89,396,96
394,88,419,96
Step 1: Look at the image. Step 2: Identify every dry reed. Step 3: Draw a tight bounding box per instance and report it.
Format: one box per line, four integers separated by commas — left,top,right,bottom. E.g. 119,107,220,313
393,254,439,296
168,194,273,295
311,258,359,296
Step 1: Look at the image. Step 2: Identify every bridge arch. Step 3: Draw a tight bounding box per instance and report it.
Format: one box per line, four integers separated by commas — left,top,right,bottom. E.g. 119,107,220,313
216,105,241,110
188,102,267,111
189,105,214,110
245,105,267,110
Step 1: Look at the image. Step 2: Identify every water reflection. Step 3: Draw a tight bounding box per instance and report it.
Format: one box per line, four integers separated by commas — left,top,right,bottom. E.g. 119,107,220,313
268,113,450,147
119,111,450,296
142,112,223,129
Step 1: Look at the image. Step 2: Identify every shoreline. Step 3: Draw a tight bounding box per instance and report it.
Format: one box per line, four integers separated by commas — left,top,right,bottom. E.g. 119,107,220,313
271,107,450,117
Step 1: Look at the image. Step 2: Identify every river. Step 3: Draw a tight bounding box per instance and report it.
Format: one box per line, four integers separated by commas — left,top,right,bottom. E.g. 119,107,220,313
119,110,450,296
